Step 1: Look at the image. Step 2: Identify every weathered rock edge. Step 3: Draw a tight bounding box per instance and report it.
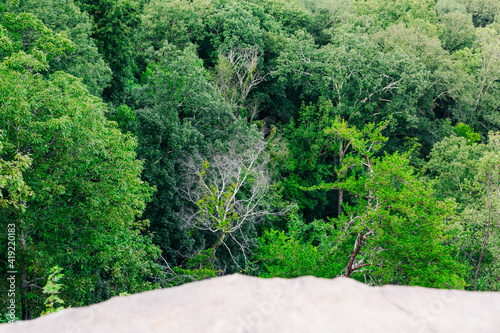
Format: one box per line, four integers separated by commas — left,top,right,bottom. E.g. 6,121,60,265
1,274,499,333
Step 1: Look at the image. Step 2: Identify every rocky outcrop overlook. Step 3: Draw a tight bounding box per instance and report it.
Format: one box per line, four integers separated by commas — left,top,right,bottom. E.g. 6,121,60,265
2,274,499,333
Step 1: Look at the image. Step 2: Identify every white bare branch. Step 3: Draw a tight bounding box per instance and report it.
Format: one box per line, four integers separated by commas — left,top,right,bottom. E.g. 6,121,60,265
214,44,268,119
178,135,275,270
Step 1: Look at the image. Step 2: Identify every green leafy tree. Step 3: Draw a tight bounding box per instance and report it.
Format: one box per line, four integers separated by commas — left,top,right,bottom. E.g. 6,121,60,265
76,0,142,102
373,22,467,152
0,11,74,72
0,16,160,319
427,132,500,290
426,135,485,207
460,0,500,27
276,99,337,222
259,229,341,278
468,134,500,290
353,0,438,31
0,132,32,210
258,206,344,278
10,0,112,96
140,0,209,51
438,11,476,52
133,44,229,265
40,266,65,316
275,28,432,151
261,119,465,288
454,122,481,143
139,0,313,124
452,24,500,135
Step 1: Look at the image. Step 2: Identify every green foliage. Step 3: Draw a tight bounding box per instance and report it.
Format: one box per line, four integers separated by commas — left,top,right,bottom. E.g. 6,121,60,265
275,28,431,150
0,132,32,210
108,104,137,134
258,206,345,278
461,0,500,27
196,161,239,234
76,0,142,102
277,99,337,220
167,266,217,286
355,153,464,288
468,133,500,290
1,0,499,318
132,43,267,275
426,135,485,207
140,0,209,51
428,132,500,290
133,43,232,264
262,120,466,288
40,266,65,316
258,229,342,278
454,122,481,143
0,11,74,72
438,11,476,52
11,0,112,96
353,0,438,30
163,249,218,287
0,14,160,317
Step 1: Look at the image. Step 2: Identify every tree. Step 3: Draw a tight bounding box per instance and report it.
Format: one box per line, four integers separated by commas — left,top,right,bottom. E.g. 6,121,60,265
260,119,465,288
373,22,467,152
0,15,160,319
470,26,500,131
40,266,65,316
138,0,321,125
438,11,476,52
426,135,485,207
132,43,268,274
133,44,234,264
179,135,272,272
11,0,112,96
427,132,500,290
461,0,500,27
275,99,337,222
0,133,32,211
139,0,209,51
454,122,481,143
0,11,75,72
213,44,267,110
352,0,438,30
75,0,142,102
275,28,432,151
470,134,500,290
448,23,500,135
258,221,343,278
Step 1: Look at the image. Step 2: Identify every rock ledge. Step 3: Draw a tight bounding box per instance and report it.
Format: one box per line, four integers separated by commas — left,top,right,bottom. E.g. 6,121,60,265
2,274,499,333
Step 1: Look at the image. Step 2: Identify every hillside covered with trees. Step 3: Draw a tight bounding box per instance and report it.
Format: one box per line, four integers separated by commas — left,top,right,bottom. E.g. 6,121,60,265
1,0,499,321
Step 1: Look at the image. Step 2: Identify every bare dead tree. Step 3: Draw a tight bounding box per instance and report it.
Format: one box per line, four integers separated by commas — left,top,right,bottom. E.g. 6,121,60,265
178,136,273,272
214,44,268,120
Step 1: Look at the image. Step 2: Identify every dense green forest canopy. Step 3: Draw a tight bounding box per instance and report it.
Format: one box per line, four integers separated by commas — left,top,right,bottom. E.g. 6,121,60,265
1,0,499,321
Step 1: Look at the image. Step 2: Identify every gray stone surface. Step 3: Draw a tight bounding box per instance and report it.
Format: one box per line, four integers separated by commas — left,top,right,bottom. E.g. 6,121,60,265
1,274,499,333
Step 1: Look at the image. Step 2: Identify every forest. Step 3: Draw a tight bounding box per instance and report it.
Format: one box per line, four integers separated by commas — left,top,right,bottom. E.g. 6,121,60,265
0,0,499,321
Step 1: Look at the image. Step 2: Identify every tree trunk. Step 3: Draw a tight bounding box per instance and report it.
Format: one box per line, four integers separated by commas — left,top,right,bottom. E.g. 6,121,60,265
208,232,226,265
19,230,31,320
474,178,493,291
21,270,30,320
337,142,344,219
345,230,364,278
